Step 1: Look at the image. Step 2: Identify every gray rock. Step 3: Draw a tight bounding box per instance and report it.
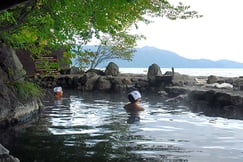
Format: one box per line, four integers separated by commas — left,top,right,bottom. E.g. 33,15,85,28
172,73,192,86
166,86,243,110
0,144,20,162
105,62,119,76
95,76,112,91
86,69,105,75
147,63,162,85
0,154,20,162
70,66,81,74
0,60,20,123
121,78,132,85
0,144,9,155
110,77,124,92
207,75,218,84
0,43,26,82
237,78,243,90
84,72,99,91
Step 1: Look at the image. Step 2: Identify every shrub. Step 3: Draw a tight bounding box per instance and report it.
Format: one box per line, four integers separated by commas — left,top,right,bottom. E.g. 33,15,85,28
9,81,43,101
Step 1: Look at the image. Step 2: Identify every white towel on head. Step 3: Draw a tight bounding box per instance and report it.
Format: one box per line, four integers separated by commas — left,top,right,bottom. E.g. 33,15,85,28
53,86,62,92
129,90,141,100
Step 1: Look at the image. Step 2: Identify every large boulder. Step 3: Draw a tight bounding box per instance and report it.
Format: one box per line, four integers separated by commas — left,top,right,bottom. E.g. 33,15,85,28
0,44,23,127
105,62,119,76
111,77,125,92
0,144,20,162
70,66,83,74
147,63,162,86
0,43,26,82
95,76,112,91
86,69,105,76
0,44,41,129
0,75,19,125
171,72,191,86
84,71,99,91
238,77,243,90
207,75,218,84
40,76,55,88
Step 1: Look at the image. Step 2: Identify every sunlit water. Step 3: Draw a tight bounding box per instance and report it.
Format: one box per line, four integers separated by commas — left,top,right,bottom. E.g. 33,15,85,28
118,68,243,77
4,90,243,162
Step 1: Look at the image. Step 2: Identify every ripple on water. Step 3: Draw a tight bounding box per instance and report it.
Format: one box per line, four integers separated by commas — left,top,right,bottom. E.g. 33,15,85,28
11,92,243,162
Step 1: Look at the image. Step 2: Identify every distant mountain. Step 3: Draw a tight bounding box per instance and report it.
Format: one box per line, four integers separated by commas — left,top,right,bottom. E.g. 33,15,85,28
81,46,243,68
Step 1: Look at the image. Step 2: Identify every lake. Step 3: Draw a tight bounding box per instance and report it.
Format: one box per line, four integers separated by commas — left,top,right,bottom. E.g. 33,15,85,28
118,68,243,77
2,89,243,162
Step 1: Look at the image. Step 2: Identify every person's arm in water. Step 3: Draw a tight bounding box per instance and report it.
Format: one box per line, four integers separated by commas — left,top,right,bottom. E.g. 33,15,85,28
133,103,144,111
124,100,144,111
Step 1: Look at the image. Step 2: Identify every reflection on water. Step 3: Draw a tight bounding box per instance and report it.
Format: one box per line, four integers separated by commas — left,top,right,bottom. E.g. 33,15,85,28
2,90,243,162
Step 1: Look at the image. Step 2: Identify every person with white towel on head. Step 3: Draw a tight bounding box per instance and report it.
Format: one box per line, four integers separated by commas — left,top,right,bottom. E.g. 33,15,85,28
124,90,144,111
53,86,63,98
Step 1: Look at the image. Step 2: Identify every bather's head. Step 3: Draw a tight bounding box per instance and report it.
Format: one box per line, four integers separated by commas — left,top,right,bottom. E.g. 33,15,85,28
53,86,63,98
127,90,141,103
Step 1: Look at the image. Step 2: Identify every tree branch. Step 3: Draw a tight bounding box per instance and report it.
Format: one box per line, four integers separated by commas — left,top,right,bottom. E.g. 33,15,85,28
0,0,32,12
0,0,36,33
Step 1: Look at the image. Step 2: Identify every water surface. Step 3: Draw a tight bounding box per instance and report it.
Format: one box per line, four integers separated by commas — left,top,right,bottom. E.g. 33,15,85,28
3,90,243,162
118,68,243,77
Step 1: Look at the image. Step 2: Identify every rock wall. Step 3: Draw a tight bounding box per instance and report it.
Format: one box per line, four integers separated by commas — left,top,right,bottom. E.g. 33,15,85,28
0,43,40,129
35,72,150,92
34,63,177,92
0,144,19,162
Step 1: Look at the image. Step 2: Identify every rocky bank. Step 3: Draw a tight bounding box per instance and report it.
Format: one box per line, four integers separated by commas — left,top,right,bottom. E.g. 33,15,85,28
0,44,41,162
0,44,41,129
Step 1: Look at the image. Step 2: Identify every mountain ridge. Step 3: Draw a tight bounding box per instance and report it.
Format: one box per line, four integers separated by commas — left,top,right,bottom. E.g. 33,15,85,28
83,46,243,68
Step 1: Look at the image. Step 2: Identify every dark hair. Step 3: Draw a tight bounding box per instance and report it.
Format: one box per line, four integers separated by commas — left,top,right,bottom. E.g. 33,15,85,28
128,94,135,103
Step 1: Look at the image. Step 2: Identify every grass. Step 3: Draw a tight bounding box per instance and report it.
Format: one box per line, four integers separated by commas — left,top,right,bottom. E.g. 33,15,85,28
9,81,43,101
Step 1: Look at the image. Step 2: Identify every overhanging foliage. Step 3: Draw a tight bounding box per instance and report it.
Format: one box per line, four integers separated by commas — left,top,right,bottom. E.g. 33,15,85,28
0,0,201,67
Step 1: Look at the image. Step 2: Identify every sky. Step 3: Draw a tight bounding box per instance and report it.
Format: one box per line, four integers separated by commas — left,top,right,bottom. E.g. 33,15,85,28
132,0,243,63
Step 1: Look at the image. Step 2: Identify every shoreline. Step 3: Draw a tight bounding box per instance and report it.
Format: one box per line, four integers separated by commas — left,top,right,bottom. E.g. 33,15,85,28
117,67,243,78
